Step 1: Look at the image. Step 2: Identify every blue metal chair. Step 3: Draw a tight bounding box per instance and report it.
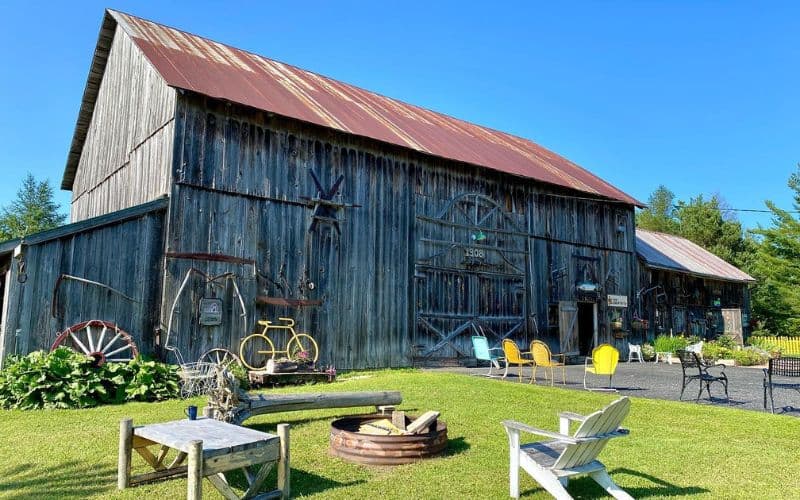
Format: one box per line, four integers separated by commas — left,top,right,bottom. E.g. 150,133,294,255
472,336,504,377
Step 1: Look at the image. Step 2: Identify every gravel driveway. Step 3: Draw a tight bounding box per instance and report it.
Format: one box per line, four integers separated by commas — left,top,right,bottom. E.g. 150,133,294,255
429,360,800,416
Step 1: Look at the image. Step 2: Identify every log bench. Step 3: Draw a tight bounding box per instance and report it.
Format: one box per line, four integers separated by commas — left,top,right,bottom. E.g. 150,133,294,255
206,370,402,425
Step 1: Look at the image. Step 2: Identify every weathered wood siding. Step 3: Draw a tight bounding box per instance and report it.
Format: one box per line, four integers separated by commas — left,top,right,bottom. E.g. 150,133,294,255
70,26,175,222
1,208,165,358
162,93,636,368
165,95,413,368
414,165,636,357
635,263,751,340
529,194,636,352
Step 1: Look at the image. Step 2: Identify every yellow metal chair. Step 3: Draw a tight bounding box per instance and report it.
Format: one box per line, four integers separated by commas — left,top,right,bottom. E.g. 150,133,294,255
584,344,620,390
530,340,566,386
502,339,535,382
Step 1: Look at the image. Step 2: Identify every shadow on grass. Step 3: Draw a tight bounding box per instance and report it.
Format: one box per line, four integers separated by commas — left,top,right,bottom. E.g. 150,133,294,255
611,468,709,498
0,460,116,499
520,468,708,498
443,436,470,457
223,466,364,497
289,468,366,496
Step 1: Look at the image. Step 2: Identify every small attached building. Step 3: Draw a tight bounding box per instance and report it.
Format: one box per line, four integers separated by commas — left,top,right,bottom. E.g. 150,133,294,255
634,229,755,344
0,10,644,368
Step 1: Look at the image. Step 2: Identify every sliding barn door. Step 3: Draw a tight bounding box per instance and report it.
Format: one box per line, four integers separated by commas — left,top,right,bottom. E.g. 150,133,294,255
414,193,529,362
558,301,579,355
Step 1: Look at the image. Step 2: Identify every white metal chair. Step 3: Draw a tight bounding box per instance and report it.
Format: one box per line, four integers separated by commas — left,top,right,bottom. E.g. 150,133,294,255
502,397,633,500
627,343,643,363
687,341,704,357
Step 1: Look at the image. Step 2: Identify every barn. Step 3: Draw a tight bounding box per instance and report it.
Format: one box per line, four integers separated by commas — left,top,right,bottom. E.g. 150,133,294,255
0,10,643,369
634,229,755,345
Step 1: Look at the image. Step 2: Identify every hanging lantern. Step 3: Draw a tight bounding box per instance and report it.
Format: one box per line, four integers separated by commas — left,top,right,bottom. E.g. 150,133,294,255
471,230,487,242
576,281,598,293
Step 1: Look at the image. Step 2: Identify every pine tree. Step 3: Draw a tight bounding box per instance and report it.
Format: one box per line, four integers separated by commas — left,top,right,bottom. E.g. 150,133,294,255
674,194,752,269
0,173,66,241
635,185,679,234
749,166,800,335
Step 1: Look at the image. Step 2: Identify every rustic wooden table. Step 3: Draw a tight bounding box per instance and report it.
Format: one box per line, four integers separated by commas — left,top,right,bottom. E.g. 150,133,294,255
118,416,289,499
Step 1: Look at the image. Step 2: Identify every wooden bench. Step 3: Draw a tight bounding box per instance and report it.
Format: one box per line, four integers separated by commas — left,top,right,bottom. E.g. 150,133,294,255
764,356,800,413
206,369,402,424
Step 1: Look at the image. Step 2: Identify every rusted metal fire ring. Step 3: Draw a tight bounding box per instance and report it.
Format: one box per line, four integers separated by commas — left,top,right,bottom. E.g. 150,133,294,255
330,414,448,465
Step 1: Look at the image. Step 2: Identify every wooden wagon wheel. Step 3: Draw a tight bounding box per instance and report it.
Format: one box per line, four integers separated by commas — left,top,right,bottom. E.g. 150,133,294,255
199,348,242,369
50,320,138,366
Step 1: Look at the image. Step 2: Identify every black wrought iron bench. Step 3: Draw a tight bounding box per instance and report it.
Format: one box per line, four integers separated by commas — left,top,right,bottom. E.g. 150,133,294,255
764,356,800,414
675,349,729,403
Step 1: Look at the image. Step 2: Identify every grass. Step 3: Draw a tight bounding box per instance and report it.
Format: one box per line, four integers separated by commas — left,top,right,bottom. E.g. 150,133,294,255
1,369,799,499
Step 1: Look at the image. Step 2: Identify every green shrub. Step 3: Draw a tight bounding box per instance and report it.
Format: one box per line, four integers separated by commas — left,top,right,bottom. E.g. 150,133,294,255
224,361,250,391
748,336,783,356
0,348,180,410
715,334,737,350
732,347,768,366
702,341,732,361
123,358,181,402
653,335,690,354
641,343,656,361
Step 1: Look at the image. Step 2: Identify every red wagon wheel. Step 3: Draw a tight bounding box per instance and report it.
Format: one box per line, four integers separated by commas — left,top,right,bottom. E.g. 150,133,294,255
51,320,138,366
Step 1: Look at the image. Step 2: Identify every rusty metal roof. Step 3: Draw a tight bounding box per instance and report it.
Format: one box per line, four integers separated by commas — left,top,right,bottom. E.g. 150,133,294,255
636,229,754,283
64,10,642,206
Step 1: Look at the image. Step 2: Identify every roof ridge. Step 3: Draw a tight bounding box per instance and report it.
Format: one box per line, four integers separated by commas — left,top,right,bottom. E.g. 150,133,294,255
66,9,642,206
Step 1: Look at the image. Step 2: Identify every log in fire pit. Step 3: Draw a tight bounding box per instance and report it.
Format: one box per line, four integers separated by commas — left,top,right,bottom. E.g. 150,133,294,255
330,413,448,465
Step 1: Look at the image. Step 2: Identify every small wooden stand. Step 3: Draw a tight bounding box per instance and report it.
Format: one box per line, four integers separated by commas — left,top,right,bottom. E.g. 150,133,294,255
118,417,289,499
248,370,334,387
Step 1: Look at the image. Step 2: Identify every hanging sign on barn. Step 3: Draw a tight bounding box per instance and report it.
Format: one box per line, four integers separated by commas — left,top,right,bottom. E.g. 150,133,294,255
607,294,628,308
199,298,223,326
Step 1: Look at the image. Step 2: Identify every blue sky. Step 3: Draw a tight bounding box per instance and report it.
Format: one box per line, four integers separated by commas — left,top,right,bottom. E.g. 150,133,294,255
0,1,797,229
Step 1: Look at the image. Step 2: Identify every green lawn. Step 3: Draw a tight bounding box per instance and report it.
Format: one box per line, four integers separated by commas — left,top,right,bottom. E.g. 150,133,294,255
1,369,798,499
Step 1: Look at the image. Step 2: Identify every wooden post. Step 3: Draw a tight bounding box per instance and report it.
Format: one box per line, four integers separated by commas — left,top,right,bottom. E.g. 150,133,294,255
187,439,203,500
118,418,133,490
277,424,290,499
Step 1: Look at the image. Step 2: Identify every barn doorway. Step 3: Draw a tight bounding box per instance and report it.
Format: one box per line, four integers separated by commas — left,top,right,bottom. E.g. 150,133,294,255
577,302,597,356
413,193,529,364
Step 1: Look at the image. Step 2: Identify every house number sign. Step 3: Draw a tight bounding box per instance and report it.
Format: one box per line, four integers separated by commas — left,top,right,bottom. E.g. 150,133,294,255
464,248,486,259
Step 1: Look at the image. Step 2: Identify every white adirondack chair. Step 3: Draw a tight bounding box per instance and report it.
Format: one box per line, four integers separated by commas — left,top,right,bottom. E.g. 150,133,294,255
502,397,633,500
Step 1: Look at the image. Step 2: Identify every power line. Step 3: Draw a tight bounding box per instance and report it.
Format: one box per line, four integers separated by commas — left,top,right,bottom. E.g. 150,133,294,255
717,208,800,214
664,205,800,214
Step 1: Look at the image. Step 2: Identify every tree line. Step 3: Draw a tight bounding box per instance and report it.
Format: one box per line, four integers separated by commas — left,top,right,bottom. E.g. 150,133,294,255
637,167,800,336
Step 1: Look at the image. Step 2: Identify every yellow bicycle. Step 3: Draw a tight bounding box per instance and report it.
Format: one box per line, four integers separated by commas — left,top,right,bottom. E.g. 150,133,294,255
239,317,319,370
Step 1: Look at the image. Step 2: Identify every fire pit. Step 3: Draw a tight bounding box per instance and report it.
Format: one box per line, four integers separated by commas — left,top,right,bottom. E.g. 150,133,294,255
330,414,448,465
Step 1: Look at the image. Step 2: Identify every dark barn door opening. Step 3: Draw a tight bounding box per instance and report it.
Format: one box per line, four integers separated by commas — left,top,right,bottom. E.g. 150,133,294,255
414,193,529,364
577,302,596,356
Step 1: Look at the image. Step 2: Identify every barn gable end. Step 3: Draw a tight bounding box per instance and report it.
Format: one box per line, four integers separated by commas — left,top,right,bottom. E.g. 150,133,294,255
66,13,175,222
